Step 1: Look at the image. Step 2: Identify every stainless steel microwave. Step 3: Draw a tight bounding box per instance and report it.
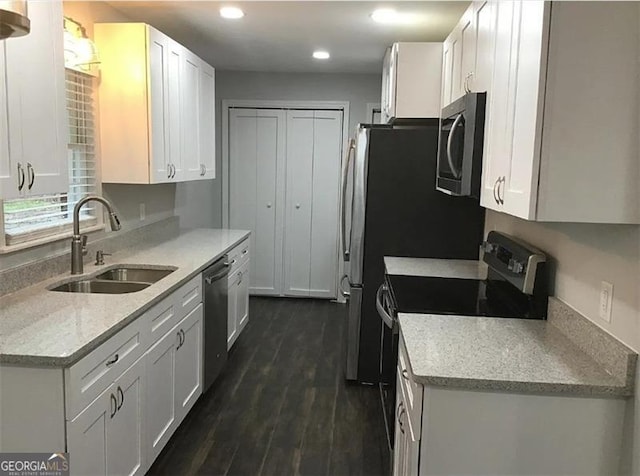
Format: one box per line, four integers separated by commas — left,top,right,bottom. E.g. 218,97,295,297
436,92,486,198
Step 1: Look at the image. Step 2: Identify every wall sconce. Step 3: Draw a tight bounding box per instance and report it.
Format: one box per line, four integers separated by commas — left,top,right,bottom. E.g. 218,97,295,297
63,16,99,75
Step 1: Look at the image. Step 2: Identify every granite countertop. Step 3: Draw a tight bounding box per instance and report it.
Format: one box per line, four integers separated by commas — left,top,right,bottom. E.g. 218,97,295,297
399,313,632,397
0,229,250,367
384,257,487,280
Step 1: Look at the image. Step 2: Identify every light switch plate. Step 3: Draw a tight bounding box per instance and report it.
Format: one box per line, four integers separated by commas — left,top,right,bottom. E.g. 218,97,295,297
599,281,613,323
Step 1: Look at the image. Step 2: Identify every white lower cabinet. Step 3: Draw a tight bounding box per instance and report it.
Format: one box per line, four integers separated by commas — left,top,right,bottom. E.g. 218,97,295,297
395,331,626,476
68,356,145,476
146,303,203,462
227,256,250,350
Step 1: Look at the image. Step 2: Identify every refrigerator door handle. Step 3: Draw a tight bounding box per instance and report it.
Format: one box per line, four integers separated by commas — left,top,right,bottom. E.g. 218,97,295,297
376,283,395,329
341,138,356,261
340,274,351,298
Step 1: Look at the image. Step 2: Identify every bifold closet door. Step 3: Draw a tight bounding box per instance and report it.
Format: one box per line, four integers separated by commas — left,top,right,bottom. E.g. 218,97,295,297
229,108,285,295
284,110,343,298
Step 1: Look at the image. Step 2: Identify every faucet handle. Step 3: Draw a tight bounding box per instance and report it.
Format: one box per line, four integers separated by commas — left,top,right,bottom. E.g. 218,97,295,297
81,235,88,256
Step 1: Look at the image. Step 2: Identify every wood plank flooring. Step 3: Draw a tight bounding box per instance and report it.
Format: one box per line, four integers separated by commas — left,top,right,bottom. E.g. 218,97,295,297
149,297,391,476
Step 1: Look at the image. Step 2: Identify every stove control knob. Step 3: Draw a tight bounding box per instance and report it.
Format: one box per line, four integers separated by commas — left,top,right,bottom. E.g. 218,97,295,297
508,258,525,274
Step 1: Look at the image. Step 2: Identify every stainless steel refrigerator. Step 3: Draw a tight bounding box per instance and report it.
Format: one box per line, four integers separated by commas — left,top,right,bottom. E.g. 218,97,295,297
341,121,485,384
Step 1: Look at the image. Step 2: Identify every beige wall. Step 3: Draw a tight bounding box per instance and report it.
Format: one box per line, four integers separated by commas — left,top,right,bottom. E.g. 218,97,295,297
485,210,640,474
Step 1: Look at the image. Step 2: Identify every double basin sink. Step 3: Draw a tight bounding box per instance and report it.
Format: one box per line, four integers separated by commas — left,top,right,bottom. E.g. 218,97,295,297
50,266,176,294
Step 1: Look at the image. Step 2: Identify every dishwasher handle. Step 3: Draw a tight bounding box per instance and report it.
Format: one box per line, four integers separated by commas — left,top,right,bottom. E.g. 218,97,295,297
204,266,229,284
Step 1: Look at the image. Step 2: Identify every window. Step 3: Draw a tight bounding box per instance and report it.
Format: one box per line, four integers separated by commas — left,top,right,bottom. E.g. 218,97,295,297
2,68,100,248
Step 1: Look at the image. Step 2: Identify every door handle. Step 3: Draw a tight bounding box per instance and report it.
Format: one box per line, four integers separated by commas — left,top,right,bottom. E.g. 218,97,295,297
116,386,124,411
27,163,34,190
17,163,25,191
375,284,394,329
446,114,464,179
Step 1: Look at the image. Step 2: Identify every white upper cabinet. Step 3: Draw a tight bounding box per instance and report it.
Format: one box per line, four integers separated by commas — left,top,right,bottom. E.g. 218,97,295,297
0,0,68,200
381,42,443,123
95,23,215,184
447,1,640,224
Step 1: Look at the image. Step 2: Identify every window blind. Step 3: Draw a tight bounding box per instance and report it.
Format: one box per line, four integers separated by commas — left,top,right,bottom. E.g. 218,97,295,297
3,68,99,246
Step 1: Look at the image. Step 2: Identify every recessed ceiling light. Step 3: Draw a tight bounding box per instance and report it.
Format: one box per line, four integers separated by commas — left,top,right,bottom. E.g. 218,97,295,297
371,8,398,24
220,6,244,19
371,8,420,25
313,50,330,60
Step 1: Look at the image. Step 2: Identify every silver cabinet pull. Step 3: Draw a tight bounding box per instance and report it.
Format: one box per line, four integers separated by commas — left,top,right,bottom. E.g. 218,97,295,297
26,162,34,190
266,202,272,208
401,369,409,380
238,271,243,285
498,176,506,205
493,177,500,205
223,258,237,267
110,393,117,419
446,113,464,179
17,163,25,191
295,203,301,209
106,354,119,366
167,164,172,179
117,386,124,411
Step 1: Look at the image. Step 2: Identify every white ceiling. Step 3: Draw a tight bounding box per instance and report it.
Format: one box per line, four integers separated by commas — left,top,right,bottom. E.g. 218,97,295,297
106,1,468,74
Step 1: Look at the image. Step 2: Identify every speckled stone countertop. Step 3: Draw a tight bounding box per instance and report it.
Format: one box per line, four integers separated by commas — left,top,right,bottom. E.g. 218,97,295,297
398,313,633,397
0,229,250,367
384,257,487,280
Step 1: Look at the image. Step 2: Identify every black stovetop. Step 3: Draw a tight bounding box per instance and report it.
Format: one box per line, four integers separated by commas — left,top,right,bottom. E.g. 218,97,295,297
385,274,542,319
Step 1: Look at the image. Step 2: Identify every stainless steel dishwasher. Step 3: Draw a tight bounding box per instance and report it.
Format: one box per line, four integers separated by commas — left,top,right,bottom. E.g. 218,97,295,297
202,256,229,393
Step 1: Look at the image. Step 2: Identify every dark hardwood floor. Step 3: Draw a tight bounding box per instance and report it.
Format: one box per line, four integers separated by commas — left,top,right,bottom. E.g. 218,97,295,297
148,297,391,476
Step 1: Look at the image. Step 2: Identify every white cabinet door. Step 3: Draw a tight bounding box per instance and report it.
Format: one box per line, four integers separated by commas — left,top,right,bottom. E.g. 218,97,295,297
284,110,314,296
108,357,146,476
502,0,546,219
148,27,171,184
166,39,182,181
309,110,342,299
449,27,463,102
181,50,201,181
380,47,391,123
68,385,112,476
198,62,215,179
479,0,519,212
0,43,14,198
473,0,497,94
441,39,454,108
229,108,285,296
174,303,203,421
4,0,68,198
145,324,178,462
458,9,476,95
227,267,239,349
236,260,250,334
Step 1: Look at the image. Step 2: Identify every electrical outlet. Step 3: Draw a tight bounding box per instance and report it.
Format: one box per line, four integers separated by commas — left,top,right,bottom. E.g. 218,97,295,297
139,203,146,221
599,281,613,323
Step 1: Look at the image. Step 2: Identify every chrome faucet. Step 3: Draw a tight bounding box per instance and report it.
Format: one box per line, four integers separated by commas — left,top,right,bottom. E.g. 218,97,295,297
71,195,121,275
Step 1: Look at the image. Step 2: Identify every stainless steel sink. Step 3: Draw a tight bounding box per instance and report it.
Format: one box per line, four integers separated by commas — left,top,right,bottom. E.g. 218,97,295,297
95,267,175,283
50,280,151,294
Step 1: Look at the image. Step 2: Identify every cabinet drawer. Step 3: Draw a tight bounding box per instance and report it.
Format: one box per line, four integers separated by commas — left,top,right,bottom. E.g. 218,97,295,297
65,317,147,420
145,274,202,343
226,238,250,275
398,335,423,441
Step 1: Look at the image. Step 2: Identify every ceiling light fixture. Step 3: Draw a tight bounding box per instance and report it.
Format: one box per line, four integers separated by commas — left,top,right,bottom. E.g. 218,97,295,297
312,50,330,60
371,8,419,25
220,6,244,19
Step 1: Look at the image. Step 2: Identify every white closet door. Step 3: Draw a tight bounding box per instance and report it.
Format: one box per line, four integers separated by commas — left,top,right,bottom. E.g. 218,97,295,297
284,110,315,296
309,110,343,298
229,108,284,295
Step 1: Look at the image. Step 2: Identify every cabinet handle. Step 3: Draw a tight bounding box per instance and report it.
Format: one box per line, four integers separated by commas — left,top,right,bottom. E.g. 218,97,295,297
106,354,119,367
17,163,25,191
117,386,124,411
238,271,243,285
26,163,35,190
180,329,185,347
397,402,406,435
295,203,301,209
176,330,182,349
401,369,409,380
110,393,117,419
266,202,272,208
167,164,172,179
242,249,248,255
224,259,237,267
493,178,500,205
498,176,506,205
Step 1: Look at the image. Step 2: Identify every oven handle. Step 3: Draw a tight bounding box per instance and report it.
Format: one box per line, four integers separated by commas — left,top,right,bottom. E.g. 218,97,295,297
446,113,464,180
376,283,395,329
